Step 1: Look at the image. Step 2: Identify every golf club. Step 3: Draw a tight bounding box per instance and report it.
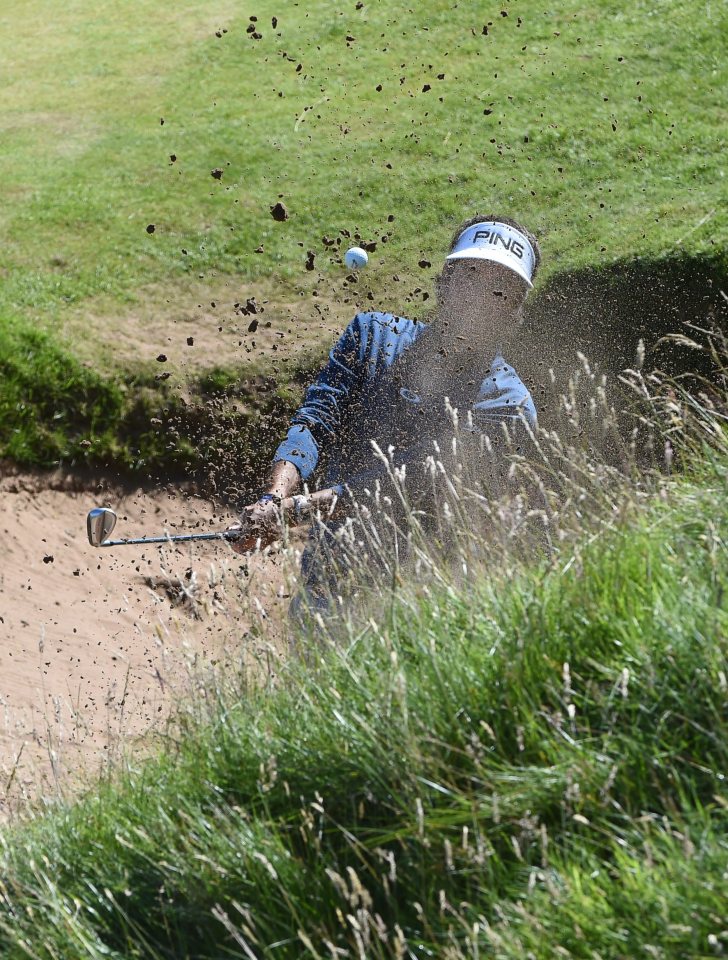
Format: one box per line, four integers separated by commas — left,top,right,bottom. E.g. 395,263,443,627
86,507,245,548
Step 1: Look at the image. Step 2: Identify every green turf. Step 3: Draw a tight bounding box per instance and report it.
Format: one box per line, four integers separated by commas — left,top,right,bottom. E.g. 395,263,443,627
0,310,322,485
1,0,725,323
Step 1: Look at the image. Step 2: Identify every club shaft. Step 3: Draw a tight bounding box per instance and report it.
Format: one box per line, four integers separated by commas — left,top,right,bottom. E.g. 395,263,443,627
99,531,239,547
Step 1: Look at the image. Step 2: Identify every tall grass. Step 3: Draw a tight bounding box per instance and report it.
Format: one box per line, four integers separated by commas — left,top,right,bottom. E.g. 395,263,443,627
1,352,727,958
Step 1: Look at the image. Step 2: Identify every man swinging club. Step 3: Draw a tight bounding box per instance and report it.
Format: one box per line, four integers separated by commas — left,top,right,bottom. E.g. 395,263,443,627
228,215,541,610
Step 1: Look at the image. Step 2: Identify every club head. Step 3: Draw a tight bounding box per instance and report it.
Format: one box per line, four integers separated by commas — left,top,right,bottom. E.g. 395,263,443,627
87,507,118,546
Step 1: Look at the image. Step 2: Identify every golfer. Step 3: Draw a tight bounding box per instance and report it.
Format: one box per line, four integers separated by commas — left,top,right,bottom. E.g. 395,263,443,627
230,215,541,608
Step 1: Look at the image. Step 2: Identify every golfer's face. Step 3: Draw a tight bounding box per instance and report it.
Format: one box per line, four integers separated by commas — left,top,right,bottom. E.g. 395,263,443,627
442,259,528,307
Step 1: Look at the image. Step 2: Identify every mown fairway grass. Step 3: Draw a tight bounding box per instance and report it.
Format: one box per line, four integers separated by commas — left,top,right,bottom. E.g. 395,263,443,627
1,449,726,957
1,0,725,321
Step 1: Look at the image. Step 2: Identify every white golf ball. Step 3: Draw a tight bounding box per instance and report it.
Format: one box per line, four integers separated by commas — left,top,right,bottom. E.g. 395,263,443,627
344,246,368,269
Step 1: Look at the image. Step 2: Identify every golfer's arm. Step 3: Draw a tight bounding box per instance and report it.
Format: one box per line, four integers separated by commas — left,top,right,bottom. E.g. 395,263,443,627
263,460,302,500
278,431,492,525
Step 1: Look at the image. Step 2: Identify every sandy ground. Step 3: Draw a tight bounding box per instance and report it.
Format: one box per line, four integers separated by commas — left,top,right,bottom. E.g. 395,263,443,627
0,472,294,821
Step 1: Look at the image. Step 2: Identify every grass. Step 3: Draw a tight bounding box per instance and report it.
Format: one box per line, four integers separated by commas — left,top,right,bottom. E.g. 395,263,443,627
1,366,727,956
1,5,727,950
2,0,726,321
1,464,727,956
0,311,323,482
0,315,124,466
1,0,726,472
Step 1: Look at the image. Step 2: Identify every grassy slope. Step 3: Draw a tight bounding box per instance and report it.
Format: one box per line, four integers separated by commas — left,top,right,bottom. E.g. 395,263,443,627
1,0,725,318
1,0,726,473
1,456,726,957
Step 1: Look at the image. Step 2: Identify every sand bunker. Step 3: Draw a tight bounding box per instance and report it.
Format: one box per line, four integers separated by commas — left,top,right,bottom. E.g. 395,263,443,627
0,472,292,820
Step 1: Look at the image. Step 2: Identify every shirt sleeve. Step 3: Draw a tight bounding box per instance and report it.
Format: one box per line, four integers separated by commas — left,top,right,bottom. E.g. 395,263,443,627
273,315,364,481
473,357,537,430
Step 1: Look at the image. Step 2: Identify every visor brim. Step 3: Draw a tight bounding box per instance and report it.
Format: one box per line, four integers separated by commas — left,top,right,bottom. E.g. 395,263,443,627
445,247,533,289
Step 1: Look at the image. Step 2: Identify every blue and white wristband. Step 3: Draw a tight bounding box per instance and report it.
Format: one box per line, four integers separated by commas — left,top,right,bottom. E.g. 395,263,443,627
291,495,310,521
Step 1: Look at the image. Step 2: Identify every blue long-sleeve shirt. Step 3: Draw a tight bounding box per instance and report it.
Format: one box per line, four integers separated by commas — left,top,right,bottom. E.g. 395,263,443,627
274,311,536,491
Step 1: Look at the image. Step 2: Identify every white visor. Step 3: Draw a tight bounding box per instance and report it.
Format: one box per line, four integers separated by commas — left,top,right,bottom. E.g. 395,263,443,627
446,221,535,288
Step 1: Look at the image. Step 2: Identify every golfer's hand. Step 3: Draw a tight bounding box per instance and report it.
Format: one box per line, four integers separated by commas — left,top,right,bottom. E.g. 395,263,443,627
228,499,283,555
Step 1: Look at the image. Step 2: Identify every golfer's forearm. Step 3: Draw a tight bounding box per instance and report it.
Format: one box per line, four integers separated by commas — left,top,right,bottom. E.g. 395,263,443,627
276,446,428,525
280,486,342,525
264,460,301,499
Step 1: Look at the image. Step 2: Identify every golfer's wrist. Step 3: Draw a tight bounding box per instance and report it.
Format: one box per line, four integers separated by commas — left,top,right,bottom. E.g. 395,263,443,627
257,492,282,506
290,494,311,521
